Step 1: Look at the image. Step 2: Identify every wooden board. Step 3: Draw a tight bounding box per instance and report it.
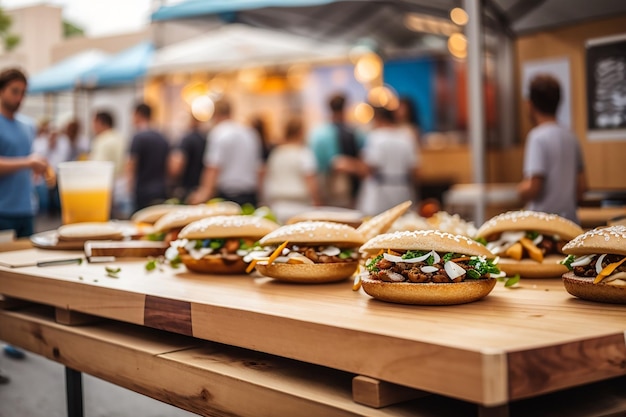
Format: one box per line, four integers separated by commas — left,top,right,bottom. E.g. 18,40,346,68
1,247,626,406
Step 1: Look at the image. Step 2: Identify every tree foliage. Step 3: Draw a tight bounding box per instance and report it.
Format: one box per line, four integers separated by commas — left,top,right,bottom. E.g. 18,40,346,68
0,5,20,52
63,20,84,38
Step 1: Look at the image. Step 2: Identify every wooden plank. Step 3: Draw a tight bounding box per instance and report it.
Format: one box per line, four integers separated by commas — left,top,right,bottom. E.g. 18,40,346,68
144,295,192,336
352,375,429,408
55,307,101,326
0,308,471,417
508,333,626,400
0,295,33,310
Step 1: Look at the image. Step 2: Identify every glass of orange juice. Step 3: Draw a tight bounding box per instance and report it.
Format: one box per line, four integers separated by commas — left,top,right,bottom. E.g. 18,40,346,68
57,161,114,224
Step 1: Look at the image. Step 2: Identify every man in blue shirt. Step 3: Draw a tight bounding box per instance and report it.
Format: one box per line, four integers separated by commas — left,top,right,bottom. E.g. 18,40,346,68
0,68,48,237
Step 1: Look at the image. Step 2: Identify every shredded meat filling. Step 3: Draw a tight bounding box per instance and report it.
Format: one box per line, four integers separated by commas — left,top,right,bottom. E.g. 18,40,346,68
370,257,484,283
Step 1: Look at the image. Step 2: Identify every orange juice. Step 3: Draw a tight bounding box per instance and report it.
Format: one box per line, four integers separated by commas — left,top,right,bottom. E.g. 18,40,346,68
60,188,111,224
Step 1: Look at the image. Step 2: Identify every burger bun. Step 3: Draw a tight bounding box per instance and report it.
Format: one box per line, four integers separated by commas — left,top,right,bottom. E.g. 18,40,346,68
180,254,248,275
562,271,626,304
255,261,358,283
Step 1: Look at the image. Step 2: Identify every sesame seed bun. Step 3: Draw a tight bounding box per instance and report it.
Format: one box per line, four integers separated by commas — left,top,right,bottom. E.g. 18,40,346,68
153,202,242,232
475,210,583,240
131,204,181,224
286,209,363,228
562,271,626,304
561,225,626,257
57,222,124,242
255,262,359,283
259,221,365,248
178,215,278,240
497,255,568,278
357,200,412,242
360,278,497,305
360,230,494,258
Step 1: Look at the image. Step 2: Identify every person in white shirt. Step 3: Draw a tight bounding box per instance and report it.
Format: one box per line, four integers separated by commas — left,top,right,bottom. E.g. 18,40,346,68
264,118,321,222
357,106,420,216
189,100,262,206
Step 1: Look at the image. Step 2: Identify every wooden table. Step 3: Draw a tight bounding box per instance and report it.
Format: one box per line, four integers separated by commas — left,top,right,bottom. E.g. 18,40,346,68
577,206,626,228
1,245,626,416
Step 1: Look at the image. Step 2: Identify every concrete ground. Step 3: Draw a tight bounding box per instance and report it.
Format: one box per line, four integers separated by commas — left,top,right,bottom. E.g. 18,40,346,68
1,214,197,417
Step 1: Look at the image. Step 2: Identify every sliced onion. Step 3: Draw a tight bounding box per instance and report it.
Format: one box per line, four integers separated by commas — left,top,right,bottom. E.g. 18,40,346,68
420,266,439,273
184,240,199,253
383,253,404,263
287,252,314,264
236,249,249,257
532,234,544,246
281,247,291,255
595,254,607,274
189,247,214,260
501,231,526,243
273,256,291,263
444,260,466,280
386,271,406,282
430,251,441,264
570,254,595,267
169,238,188,248
243,250,272,263
164,246,179,261
490,270,506,278
320,246,341,256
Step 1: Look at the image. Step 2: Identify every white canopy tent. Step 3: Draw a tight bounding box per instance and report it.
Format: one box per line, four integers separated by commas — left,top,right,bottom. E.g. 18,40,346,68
149,24,352,75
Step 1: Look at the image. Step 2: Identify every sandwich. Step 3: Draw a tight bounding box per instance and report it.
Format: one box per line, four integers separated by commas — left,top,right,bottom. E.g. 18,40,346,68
150,202,241,242
356,200,412,241
131,204,182,225
561,225,626,304
474,210,583,278
286,209,364,228
171,215,279,274
57,222,124,243
251,221,365,283
359,230,501,305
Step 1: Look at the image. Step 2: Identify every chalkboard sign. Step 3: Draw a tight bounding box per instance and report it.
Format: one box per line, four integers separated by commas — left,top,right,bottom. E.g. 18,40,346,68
586,34,626,141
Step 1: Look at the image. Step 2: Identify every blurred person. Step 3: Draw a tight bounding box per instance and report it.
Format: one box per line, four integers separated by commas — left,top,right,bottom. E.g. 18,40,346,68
395,96,421,147
0,67,48,237
518,74,586,224
42,127,71,216
356,105,420,216
250,115,272,162
264,118,321,222
188,99,262,207
168,114,207,201
90,111,129,217
64,118,88,161
309,93,363,207
127,103,170,212
0,67,48,365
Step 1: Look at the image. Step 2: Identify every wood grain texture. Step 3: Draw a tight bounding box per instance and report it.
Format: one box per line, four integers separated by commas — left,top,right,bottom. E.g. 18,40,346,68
0,308,473,417
508,333,626,400
144,295,192,336
55,308,101,326
352,375,429,408
2,247,626,406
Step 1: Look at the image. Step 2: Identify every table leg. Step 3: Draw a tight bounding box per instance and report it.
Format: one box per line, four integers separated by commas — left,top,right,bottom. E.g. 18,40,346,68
65,367,84,417
478,404,509,417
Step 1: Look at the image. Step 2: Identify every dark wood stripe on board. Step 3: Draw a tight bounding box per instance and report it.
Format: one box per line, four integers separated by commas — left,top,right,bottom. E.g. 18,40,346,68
144,295,192,336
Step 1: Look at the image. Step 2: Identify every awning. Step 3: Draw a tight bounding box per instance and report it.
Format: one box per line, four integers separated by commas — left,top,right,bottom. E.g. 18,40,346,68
149,24,350,75
78,42,154,89
27,50,109,94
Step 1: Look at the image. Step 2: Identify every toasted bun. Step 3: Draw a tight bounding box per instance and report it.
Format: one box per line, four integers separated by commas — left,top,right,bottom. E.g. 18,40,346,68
287,209,363,228
357,201,412,241
562,271,626,304
255,262,358,283
475,210,583,240
361,278,496,305
360,230,494,258
153,203,242,232
497,254,567,278
178,215,278,240
259,221,365,247
180,254,248,274
57,222,123,242
131,204,181,224
561,225,626,256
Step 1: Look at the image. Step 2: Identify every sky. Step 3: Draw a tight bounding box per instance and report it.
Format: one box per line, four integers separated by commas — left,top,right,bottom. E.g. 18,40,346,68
1,0,155,37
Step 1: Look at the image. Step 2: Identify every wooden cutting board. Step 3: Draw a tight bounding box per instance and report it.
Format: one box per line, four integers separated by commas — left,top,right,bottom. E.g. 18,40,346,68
84,240,169,258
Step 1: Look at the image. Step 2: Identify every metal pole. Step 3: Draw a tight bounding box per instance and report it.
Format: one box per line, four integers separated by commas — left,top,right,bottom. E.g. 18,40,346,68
464,0,487,225
65,367,84,417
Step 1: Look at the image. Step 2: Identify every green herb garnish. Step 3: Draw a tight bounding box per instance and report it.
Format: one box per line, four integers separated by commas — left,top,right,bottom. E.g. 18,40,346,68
402,250,428,260
209,239,225,250
474,237,488,246
526,231,540,240
169,255,182,269
468,257,500,276
147,232,166,241
442,252,460,262
105,265,121,278
339,249,353,260
366,253,384,272
466,269,482,279
561,254,576,270
241,203,256,215
505,274,521,287
145,259,157,271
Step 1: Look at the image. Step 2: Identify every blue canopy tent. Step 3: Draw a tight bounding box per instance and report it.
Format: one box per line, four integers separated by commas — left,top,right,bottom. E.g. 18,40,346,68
28,49,109,94
78,41,154,89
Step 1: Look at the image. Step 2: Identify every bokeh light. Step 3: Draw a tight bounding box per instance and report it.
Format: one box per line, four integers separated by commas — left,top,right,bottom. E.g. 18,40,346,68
354,102,374,124
447,33,467,59
450,8,469,26
354,53,383,84
190,95,215,122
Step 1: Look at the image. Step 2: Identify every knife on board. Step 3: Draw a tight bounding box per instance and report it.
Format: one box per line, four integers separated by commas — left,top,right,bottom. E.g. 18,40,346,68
84,240,169,262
